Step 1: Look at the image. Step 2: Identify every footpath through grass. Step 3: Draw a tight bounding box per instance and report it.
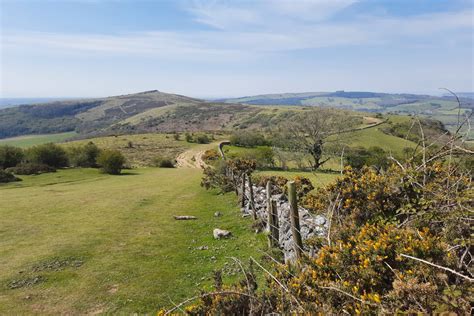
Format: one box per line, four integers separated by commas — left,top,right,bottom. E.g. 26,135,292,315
0,168,265,314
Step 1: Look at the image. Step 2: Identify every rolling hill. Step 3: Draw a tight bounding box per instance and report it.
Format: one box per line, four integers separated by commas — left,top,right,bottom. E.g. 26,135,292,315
219,91,473,136
1,89,467,141
0,90,259,139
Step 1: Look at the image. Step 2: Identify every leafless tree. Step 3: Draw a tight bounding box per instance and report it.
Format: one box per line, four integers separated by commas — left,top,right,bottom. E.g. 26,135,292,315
275,108,360,170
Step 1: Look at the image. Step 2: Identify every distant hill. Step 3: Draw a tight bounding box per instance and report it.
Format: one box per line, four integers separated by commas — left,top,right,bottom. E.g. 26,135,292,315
0,90,263,139
220,91,473,135
0,98,77,109
1,89,471,140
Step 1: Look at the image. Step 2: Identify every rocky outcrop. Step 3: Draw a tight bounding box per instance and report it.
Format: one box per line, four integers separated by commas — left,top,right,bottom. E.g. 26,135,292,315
241,184,327,262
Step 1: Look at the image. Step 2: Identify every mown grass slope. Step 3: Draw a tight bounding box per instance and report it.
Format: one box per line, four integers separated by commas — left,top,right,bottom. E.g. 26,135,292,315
0,168,265,314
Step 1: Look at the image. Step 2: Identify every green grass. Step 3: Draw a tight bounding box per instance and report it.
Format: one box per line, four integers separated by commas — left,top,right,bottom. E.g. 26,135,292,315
255,170,339,189
0,132,77,148
346,125,416,153
0,168,266,314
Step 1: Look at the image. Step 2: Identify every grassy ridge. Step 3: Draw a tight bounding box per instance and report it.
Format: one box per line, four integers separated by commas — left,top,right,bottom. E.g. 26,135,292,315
0,168,266,314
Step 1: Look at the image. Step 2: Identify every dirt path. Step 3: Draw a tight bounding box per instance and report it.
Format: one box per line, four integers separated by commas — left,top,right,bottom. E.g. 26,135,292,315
175,142,219,169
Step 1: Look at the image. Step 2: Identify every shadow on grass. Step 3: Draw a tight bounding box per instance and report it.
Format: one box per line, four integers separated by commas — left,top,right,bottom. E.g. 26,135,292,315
118,171,140,176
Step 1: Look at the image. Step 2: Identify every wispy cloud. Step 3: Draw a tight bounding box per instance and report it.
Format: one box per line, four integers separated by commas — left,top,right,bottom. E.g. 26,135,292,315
2,3,472,61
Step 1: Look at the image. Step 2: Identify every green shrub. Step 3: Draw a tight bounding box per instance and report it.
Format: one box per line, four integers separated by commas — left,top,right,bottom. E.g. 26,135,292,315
0,169,21,183
201,160,234,193
195,134,210,144
153,156,175,168
26,143,68,168
185,133,193,143
230,131,269,147
97,150,126,174
0,145,24,169
6,163,56,175
67,142,101,167
345,146,389,169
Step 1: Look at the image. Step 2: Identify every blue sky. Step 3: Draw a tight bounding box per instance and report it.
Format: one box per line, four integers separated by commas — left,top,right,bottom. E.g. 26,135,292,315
1,0,473,98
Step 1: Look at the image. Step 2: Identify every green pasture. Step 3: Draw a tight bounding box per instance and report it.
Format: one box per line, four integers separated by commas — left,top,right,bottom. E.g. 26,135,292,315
0,168,266,314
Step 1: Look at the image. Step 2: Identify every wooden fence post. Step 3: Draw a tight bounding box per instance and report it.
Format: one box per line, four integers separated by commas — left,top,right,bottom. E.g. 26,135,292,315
288,181,303,259
241,174,246,208
231,169,238,195
271,199,279,247
248,174,257,219
267,199,276,248
266,180,272,227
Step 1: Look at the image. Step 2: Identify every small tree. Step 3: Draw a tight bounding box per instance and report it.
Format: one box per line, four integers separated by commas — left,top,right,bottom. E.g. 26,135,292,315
97,150,126,174
0,145,24,169
26,143,68,168
67,142,101,167
276,108,360,170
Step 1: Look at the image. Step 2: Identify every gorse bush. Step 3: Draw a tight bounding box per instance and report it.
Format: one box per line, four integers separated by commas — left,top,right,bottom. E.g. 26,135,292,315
201,149,220,162
97,150,126,174
26,143,68,168
201,160,234,193
67,142,100,167
184,156,472,314
0,145,24,169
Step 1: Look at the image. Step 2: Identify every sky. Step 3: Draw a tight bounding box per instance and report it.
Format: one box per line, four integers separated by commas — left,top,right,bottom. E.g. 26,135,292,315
0,0,473,98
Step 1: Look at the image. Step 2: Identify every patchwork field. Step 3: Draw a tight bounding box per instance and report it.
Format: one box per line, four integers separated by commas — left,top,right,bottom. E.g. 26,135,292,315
0,168,266,314
0,132,77,148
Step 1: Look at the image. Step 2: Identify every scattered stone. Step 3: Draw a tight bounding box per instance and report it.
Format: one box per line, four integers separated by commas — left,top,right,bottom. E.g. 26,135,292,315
214,211,222,217
210,256,216,260
8,276,45,289
197,246,208,250
173,215,197,220
213,228,232,239
107,284,119,294
32,257,83,272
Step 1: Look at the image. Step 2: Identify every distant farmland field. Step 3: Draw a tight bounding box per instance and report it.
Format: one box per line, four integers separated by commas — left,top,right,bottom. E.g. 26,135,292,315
0,132,77,148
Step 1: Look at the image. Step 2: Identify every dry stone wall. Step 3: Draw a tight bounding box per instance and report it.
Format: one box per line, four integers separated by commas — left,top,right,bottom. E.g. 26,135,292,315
241,182,327,262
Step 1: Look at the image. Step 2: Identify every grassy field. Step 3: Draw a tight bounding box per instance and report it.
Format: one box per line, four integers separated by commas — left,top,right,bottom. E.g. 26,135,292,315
225,117,417,171
0,132,77,148
64,133,200,167
0,168,266,314
255,170,339,189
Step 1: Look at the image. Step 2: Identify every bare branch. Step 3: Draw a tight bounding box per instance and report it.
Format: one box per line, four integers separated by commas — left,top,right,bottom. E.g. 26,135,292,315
400,253,474,282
